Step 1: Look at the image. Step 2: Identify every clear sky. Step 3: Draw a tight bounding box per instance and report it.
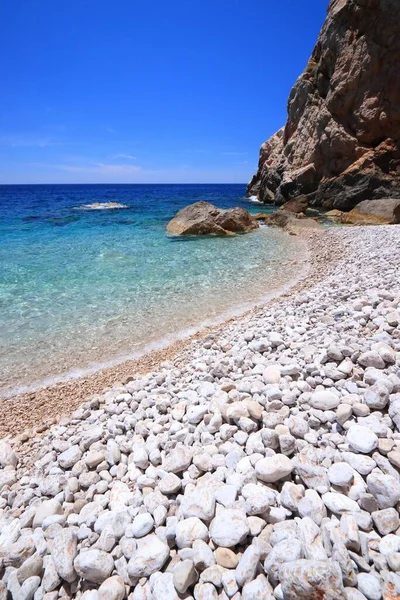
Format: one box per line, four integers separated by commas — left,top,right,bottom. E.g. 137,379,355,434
0,0,328,184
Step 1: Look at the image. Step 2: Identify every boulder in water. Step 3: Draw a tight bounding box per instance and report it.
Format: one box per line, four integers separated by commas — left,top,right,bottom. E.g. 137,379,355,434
166,201,258,236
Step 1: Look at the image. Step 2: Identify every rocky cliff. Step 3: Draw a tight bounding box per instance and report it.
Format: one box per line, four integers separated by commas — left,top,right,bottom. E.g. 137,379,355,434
247,0,400,210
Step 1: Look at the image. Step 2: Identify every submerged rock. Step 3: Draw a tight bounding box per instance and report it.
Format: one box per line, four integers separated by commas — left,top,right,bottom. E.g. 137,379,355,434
247,0,400,211
166,201,258,236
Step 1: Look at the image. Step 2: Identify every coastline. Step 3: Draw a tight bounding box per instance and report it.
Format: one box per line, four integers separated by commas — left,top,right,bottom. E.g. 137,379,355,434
2,227,331,442
1,223,399,600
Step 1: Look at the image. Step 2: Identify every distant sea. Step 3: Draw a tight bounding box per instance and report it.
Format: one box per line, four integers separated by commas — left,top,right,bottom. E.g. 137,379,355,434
0,184,303,397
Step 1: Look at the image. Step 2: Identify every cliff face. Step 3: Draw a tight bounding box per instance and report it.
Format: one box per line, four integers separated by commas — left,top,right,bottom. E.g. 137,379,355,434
247,0,400,210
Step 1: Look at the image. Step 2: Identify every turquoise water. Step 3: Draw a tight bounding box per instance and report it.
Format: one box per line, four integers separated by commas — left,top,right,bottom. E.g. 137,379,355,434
0,184,303,396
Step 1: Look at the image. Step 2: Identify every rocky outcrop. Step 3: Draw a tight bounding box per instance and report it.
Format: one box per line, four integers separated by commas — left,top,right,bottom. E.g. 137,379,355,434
166,201,258,236
247,0,400,211
341,198,400,224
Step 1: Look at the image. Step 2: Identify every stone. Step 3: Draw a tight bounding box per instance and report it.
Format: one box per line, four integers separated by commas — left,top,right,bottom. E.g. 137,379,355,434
328,463,354,487
215,548,239,569
166,201,258,236
159,473,182,495
357,573,382,600
127,534,170,577
32,500,62,528
192,539,215,571
58,445,82,469
343,199,400,225
175,517,209,548
0,441,18,467
309,391,340,410
98,576,126,600
74,549,114,584
366,472,400,509
242,574,274,600
173,559,198,594
371,508,399,536
51,528,77,583
180,488,216,521
255,454,293,483
151,573,179,599
131,513,154,538
235,545,260,587
346,426,378,454
279,559,346,600
109,481,132,511
209,508,249,548
17,553,43,584
322,492,360,515
163,446,193,473
379,534,400,556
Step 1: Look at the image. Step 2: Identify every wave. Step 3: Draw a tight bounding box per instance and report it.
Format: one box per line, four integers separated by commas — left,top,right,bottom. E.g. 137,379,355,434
247,195,262,204
74,202,129,210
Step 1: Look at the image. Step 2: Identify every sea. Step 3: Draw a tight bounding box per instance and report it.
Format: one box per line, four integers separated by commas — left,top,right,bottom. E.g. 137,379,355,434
0,184,304,397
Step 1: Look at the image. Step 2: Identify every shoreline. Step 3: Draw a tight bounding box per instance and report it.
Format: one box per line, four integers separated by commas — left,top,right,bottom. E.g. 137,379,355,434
1,224,399,600
1,227,337,442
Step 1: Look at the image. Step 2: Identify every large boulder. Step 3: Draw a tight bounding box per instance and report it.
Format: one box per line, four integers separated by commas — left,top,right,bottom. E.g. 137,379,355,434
247,0,400,211
166,201,258,236
341,198,400,224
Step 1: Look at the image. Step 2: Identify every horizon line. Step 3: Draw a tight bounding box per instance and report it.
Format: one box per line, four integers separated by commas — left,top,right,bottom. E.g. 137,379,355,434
0,182,248,187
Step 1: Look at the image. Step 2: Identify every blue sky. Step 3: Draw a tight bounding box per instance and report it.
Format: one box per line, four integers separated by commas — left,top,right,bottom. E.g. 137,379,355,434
0,0,328,184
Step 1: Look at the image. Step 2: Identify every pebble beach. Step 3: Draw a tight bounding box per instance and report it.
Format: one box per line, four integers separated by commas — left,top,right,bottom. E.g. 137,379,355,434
1,224,400,600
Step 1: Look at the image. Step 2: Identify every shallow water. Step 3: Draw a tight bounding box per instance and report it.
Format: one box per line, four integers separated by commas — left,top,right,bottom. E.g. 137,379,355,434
0,184,304,396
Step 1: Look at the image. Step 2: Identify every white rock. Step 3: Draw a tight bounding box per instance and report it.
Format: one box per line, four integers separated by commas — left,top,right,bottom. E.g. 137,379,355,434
151,572,179,600
328,463,354,487
322,492,360,515
109,481,132,511
242,574,274,600
346,426,378,454
127,534,170,577
159,473,182,495
309,391,340,410
366,472,400,509
175,517,209,548
0,441,18,467
255,454,293,483
131,513,154,538
235,545,260,587
32,500,62,528
173,559,198,594
51,528,77,583
357,573,382,600
74,549,114,584
180,488,216,521
163,446,193,473
98,575,126,600
209,508,249,548
58,445,82,469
